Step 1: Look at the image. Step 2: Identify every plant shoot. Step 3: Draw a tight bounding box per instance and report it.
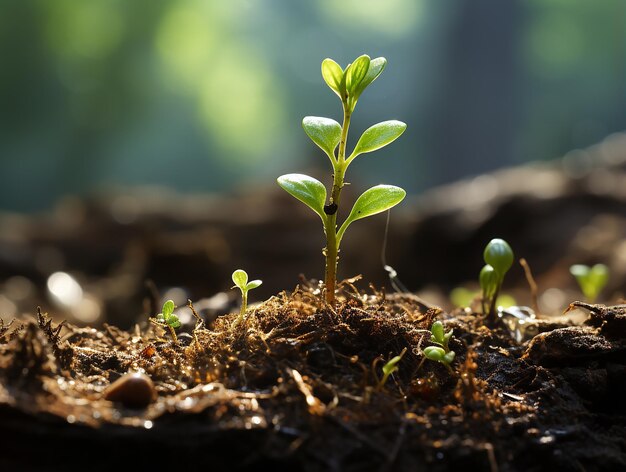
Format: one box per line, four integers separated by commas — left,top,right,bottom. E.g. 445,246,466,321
569,264,609,302
278,54,406,304
480,238,514,322
232,269,262,325
151,299,181,343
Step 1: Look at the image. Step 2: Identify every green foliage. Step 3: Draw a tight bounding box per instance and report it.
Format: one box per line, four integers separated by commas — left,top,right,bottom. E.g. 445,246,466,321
484,238,514,277
231,269,262,324
569,263,609,302
480,238,515,320
378,347,407,389
157,299,181,329
423,346,456,365
277,174,327,221
278,54,406,303
422,321,456,371
151,299,181,343
336,185,407,244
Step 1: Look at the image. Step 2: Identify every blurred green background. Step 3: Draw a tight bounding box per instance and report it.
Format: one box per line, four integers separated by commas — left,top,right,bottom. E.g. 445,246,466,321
1,0,625,212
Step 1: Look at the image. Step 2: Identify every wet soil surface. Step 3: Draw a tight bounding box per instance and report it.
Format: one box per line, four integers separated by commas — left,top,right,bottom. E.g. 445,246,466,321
1,283,625,472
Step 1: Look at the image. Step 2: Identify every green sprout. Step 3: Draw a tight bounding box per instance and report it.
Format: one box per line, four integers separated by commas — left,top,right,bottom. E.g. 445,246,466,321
231,269,262,325
378,347,407,390
151,299,180,343
570,263,609,302
422,321,455,373
277,54,407,304
480,238,514,322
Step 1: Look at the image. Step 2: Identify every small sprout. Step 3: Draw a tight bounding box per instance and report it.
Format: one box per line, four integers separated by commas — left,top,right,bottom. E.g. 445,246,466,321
151,299,180,343
480,238,515,323
570,264,609,302
423,346,456,366
378,347,407,390
231,269,262,325
429,320,453,352
420,321,456,374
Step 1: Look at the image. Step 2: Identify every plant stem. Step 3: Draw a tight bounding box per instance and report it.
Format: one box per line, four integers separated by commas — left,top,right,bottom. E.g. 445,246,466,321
238,290,248,324
324,104,351,304
168,325,178,344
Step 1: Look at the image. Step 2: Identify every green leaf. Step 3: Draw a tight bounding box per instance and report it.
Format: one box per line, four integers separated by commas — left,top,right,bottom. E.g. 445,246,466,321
431,321,444,344
162,300,175,318
348,121,407,163
570,263,609,302
277,174,327,221
345,55,370,96
353,57,386,100
321,58,344,98
423,346,445,362
232,269,248,290
484,238,514,277
382,348,406,376
479,264,498,297
246,280,262,291
166,316,181,329
302,116,341,161
337,185,406,243
443,351,455,364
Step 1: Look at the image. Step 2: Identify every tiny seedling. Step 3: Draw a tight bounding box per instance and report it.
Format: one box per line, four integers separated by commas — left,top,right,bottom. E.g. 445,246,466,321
231,269,262,325
278,54,406,304
569,263,609,302
422,321,455,373
429,320,452,352
378,347,407,390
151,299,181,343
480,238,514,322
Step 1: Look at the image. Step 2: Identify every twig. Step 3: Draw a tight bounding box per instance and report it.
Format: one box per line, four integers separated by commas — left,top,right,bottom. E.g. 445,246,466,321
519,258,540,315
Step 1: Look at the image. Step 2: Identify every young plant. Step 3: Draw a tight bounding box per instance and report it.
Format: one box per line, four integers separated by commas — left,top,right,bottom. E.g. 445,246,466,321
480,238,514,322
378,347,407,390
569,263,609,302
277,54,407,304
151,299,181,343
422,321,455,373
231,269,262,325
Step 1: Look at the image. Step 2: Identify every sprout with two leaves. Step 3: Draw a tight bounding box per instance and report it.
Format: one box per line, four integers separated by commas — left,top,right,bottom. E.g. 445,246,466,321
277,54,406,304
150,299,181,343
422,321,456,373
231,269,262,325
569,263,609,302
480,238,514,323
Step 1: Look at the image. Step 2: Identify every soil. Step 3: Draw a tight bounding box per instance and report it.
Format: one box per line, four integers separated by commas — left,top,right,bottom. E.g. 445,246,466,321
0,148,625,471
1,280,625,472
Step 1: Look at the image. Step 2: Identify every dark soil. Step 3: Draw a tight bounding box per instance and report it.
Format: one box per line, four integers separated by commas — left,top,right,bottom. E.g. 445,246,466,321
1,281,625,472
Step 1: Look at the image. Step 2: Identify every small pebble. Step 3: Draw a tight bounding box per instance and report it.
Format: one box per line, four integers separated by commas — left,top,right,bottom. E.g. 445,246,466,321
103,372,156,408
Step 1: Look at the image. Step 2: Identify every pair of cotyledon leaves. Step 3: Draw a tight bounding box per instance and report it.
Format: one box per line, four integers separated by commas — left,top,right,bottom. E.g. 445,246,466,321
156,300,181,329
232,269,262,294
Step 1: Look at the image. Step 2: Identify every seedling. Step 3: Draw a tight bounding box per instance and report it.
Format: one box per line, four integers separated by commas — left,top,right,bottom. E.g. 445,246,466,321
422,321,455,373
277,54,406,304
378,347,407,390
569,264,609,302
231,269,262,325
429,320,452,352
151,299,181,343
480,238,514,322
